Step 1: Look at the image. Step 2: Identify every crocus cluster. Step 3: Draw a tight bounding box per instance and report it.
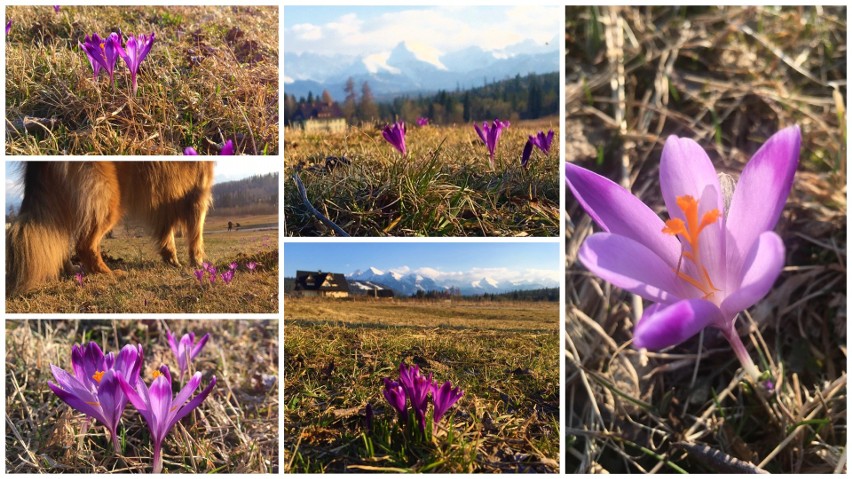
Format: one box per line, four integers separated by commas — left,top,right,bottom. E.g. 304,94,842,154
194,261,251,287
566,126,801,381
49,333,215,473
382,363,463,434
475,119,511,168
184,139,235,156
80,31,154,95
416,117,430,127
522,129,554,168
382,122,407,157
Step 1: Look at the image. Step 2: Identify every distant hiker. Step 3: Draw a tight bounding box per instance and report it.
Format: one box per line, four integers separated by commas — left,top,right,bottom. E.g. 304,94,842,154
227,221,233,232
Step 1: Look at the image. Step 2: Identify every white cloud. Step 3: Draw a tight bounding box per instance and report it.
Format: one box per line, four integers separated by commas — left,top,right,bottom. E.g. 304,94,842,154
284,6,561,59
292,23,323,41
362,51,400,74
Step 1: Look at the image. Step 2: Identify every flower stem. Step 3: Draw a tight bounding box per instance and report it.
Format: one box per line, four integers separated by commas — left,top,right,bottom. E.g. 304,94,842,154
109,429,121,455
152,440,163,474
722,325,760,382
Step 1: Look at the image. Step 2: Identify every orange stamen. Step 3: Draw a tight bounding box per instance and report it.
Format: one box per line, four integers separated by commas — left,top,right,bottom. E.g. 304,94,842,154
152,370,162,379
662,195,722,298
92,370,105,383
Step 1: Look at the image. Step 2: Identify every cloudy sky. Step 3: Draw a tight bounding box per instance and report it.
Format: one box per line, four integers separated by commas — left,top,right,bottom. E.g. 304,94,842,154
284,242,560,284
284,6,561,61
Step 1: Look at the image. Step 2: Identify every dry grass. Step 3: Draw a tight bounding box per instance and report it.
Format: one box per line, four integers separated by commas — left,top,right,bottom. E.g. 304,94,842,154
5,6,278,155
5,214,279,313
284,118,560,237
284,298,560,472
5,319,278,473
566,6,846,473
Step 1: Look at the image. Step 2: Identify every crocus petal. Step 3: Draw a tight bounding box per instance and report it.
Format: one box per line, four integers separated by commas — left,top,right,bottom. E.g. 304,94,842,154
578,233,689,303
170,372,202,411
184,147,198,155
725,126,800,289
96,370,122,432
190,333,209,360
633,298,726,350
148,373,173,441
220,140,234,155
48,380,109,425
118,374,149,415
566,162,680,267
721,231,785,318
474,123,486,144
659,135,724,218
521,140,534,168
114,344,143,382
170,376,216,426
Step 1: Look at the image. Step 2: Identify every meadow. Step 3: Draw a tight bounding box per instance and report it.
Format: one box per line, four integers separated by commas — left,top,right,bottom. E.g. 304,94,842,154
5,6,278,155
5,214,278,314
566,6,846,474
5,319,278,473
284,297,560,472
283,118,560,237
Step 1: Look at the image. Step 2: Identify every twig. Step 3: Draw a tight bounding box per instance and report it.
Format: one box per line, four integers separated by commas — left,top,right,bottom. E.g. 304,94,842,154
291,172,350,237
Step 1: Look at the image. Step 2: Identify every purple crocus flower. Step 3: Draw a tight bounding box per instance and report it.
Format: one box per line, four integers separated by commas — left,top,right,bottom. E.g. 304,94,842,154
221,139,234,155
47,343,144,452
54,6,61,13
194,268,205,284
6,20,11,36
382,378,407,419
79,32,121,85
382,122,407,157
118,365,216,474
416,117,429,127
74,271,84,287
474,119,510,168
221,269,234,285
117,32,155,96
431,380,463,432
398,363,432,433
228,261,238,271
166,331,209,377
522,130,554,169
566,126,801,381
184,147,198,155
246,261,257,273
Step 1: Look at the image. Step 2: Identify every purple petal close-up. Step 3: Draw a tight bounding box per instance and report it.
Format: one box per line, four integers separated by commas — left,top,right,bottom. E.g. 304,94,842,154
578,233,688,303
721,231,786,318
566,162,680,267
724,125,800,290
633,299,726,350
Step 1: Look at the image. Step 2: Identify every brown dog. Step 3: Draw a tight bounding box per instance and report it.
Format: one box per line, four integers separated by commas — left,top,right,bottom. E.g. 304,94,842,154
6,162,215,296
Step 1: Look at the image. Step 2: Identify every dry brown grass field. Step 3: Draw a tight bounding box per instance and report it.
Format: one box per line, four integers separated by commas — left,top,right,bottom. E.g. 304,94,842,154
5,319,278,473
5,214,278,314
5,6,278,155
284,297,560,472
284,118,560,237
566,6,846,474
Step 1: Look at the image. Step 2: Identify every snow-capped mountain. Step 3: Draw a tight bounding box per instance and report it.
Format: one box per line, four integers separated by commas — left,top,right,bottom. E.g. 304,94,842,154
285,39,558,100
347,267,557,296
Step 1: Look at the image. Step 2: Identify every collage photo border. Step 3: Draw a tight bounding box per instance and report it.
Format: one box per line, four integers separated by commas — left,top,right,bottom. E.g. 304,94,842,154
2,0,848,475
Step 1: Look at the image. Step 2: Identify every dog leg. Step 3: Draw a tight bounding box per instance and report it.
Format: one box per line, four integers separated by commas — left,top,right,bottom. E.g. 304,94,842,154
157,227,181,267
185,203,208,268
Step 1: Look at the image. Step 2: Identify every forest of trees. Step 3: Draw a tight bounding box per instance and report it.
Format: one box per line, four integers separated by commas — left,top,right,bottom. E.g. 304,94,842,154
284,72,559,127
212,173,278,210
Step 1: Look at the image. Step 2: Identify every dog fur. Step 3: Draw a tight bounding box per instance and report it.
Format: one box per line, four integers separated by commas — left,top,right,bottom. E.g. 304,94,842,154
6,161,215,296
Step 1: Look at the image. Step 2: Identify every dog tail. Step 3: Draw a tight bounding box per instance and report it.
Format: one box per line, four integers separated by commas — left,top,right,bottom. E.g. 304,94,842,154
6,163,73,297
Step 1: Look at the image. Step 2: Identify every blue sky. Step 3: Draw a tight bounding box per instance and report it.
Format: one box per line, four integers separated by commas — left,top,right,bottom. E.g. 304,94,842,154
284,5,561,57
284,242,560,283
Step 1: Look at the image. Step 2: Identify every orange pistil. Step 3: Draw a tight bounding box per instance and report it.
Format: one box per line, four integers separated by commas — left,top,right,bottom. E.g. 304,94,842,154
662,195,721,298
152,370,162,379
92,370,105,383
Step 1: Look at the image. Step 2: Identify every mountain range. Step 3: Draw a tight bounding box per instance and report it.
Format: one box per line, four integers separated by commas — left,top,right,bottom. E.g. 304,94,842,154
347,266,558,296
285,40,559,100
